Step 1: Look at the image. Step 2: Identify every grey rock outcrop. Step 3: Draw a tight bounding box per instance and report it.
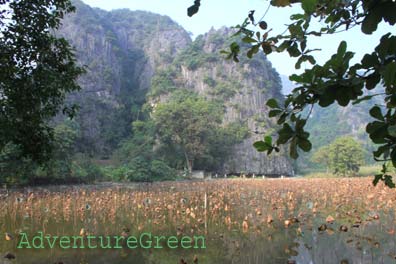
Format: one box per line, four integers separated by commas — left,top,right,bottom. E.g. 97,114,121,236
59,1,294,175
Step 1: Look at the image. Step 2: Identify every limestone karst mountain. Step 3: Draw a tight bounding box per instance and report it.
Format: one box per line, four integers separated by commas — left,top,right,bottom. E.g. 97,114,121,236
59,0,294,175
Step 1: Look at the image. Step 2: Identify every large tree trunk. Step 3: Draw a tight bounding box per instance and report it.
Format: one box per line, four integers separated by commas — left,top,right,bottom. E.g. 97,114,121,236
184,151,193,175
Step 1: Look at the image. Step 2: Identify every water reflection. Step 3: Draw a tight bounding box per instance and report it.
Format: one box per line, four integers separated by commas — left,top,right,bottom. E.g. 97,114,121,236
292,220,396,264
0,180,395,263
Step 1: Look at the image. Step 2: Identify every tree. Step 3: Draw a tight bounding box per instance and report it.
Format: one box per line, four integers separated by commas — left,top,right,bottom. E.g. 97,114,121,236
0,0,84,163
312,137,365,175
188,0,396,187
0,143,35,185
310,145,330,173
152,90,223,174
0,120,79,185
112,119,178,182
44,120,79,179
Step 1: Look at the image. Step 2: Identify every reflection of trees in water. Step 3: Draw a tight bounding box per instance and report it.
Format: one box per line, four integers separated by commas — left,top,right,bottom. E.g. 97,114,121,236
292,219,396,264
207,226,299,263
7,218,394,264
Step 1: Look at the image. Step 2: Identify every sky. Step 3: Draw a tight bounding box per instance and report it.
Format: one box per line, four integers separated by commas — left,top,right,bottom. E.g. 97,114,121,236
81,0,393,76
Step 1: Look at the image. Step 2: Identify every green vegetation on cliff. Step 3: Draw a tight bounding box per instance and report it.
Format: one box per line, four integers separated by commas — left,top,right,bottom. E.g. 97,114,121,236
0,1,290,185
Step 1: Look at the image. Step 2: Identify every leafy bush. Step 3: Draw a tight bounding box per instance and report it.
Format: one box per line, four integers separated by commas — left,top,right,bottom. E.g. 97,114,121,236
125,157,151,182
149,68,178,97
102,166,129,181
150,160,177,180
71,154,105,182
0,143,35,186
102,159,177,182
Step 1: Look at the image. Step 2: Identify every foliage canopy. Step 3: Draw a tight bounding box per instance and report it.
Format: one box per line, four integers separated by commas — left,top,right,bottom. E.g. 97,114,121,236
0,0,84,163
152,90,224,173
311,136,365,176
189,0,396,187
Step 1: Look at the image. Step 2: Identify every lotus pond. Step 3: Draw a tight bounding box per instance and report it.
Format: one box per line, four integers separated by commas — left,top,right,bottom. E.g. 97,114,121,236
1,178,396,264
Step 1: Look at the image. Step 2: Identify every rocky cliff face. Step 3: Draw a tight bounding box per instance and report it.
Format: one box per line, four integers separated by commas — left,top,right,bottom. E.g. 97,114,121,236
160,28,293,175
59,1,294,175
59,0,191,155
145,28,294,175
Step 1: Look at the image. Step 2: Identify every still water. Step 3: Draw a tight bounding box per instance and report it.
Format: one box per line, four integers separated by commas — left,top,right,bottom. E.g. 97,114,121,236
0,179,395,264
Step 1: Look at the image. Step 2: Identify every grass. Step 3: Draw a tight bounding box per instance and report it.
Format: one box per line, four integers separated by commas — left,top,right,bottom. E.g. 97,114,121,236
303,172,340,178
302,165,395,178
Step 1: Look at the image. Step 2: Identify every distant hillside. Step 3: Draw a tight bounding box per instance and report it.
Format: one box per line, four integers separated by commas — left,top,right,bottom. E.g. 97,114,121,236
279,73,380,173
296,90,381,173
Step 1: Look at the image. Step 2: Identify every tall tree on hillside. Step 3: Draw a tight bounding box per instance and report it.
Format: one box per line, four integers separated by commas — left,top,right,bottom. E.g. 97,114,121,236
152,90,223,174
0,0,84,163
188,0,396,187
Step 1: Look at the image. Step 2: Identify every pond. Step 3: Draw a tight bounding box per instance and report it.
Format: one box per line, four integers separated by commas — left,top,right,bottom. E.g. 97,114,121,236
0,178,395,264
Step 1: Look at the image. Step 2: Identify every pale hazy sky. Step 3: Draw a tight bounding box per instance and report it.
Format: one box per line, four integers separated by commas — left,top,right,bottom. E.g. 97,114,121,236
81,0,393,76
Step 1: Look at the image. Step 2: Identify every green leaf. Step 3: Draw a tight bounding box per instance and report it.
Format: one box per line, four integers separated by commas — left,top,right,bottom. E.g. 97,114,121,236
261,42,272,54
253,141,270,152
271,0,290,7
373,145,390,159
337,41,347,56
383,61,396,88
242,36,257,44
295,118,307,130
361,9,382,34
361,53,379,67
256,31,261,40
366,121,388,144
384,175,395,188
365,73,381,90
301,0,317,14
187,1,200,17
277,113,287,125
382,2,396,25
290,137,298,159
388,125,396,137
277,123,294,144
247,45,259,58
287,43,301,57
289,24,303,36
264,136,272,145
266,98,279,108
298,138,312,152
295,56,304,70
318,88,336,107
373,174,382,186
229,42,240,62
269,109,282,117
230,42,240,53
306,55,316,65
289,74,303,83
290,14,305,20
369,106,384,121
277,40,292,52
